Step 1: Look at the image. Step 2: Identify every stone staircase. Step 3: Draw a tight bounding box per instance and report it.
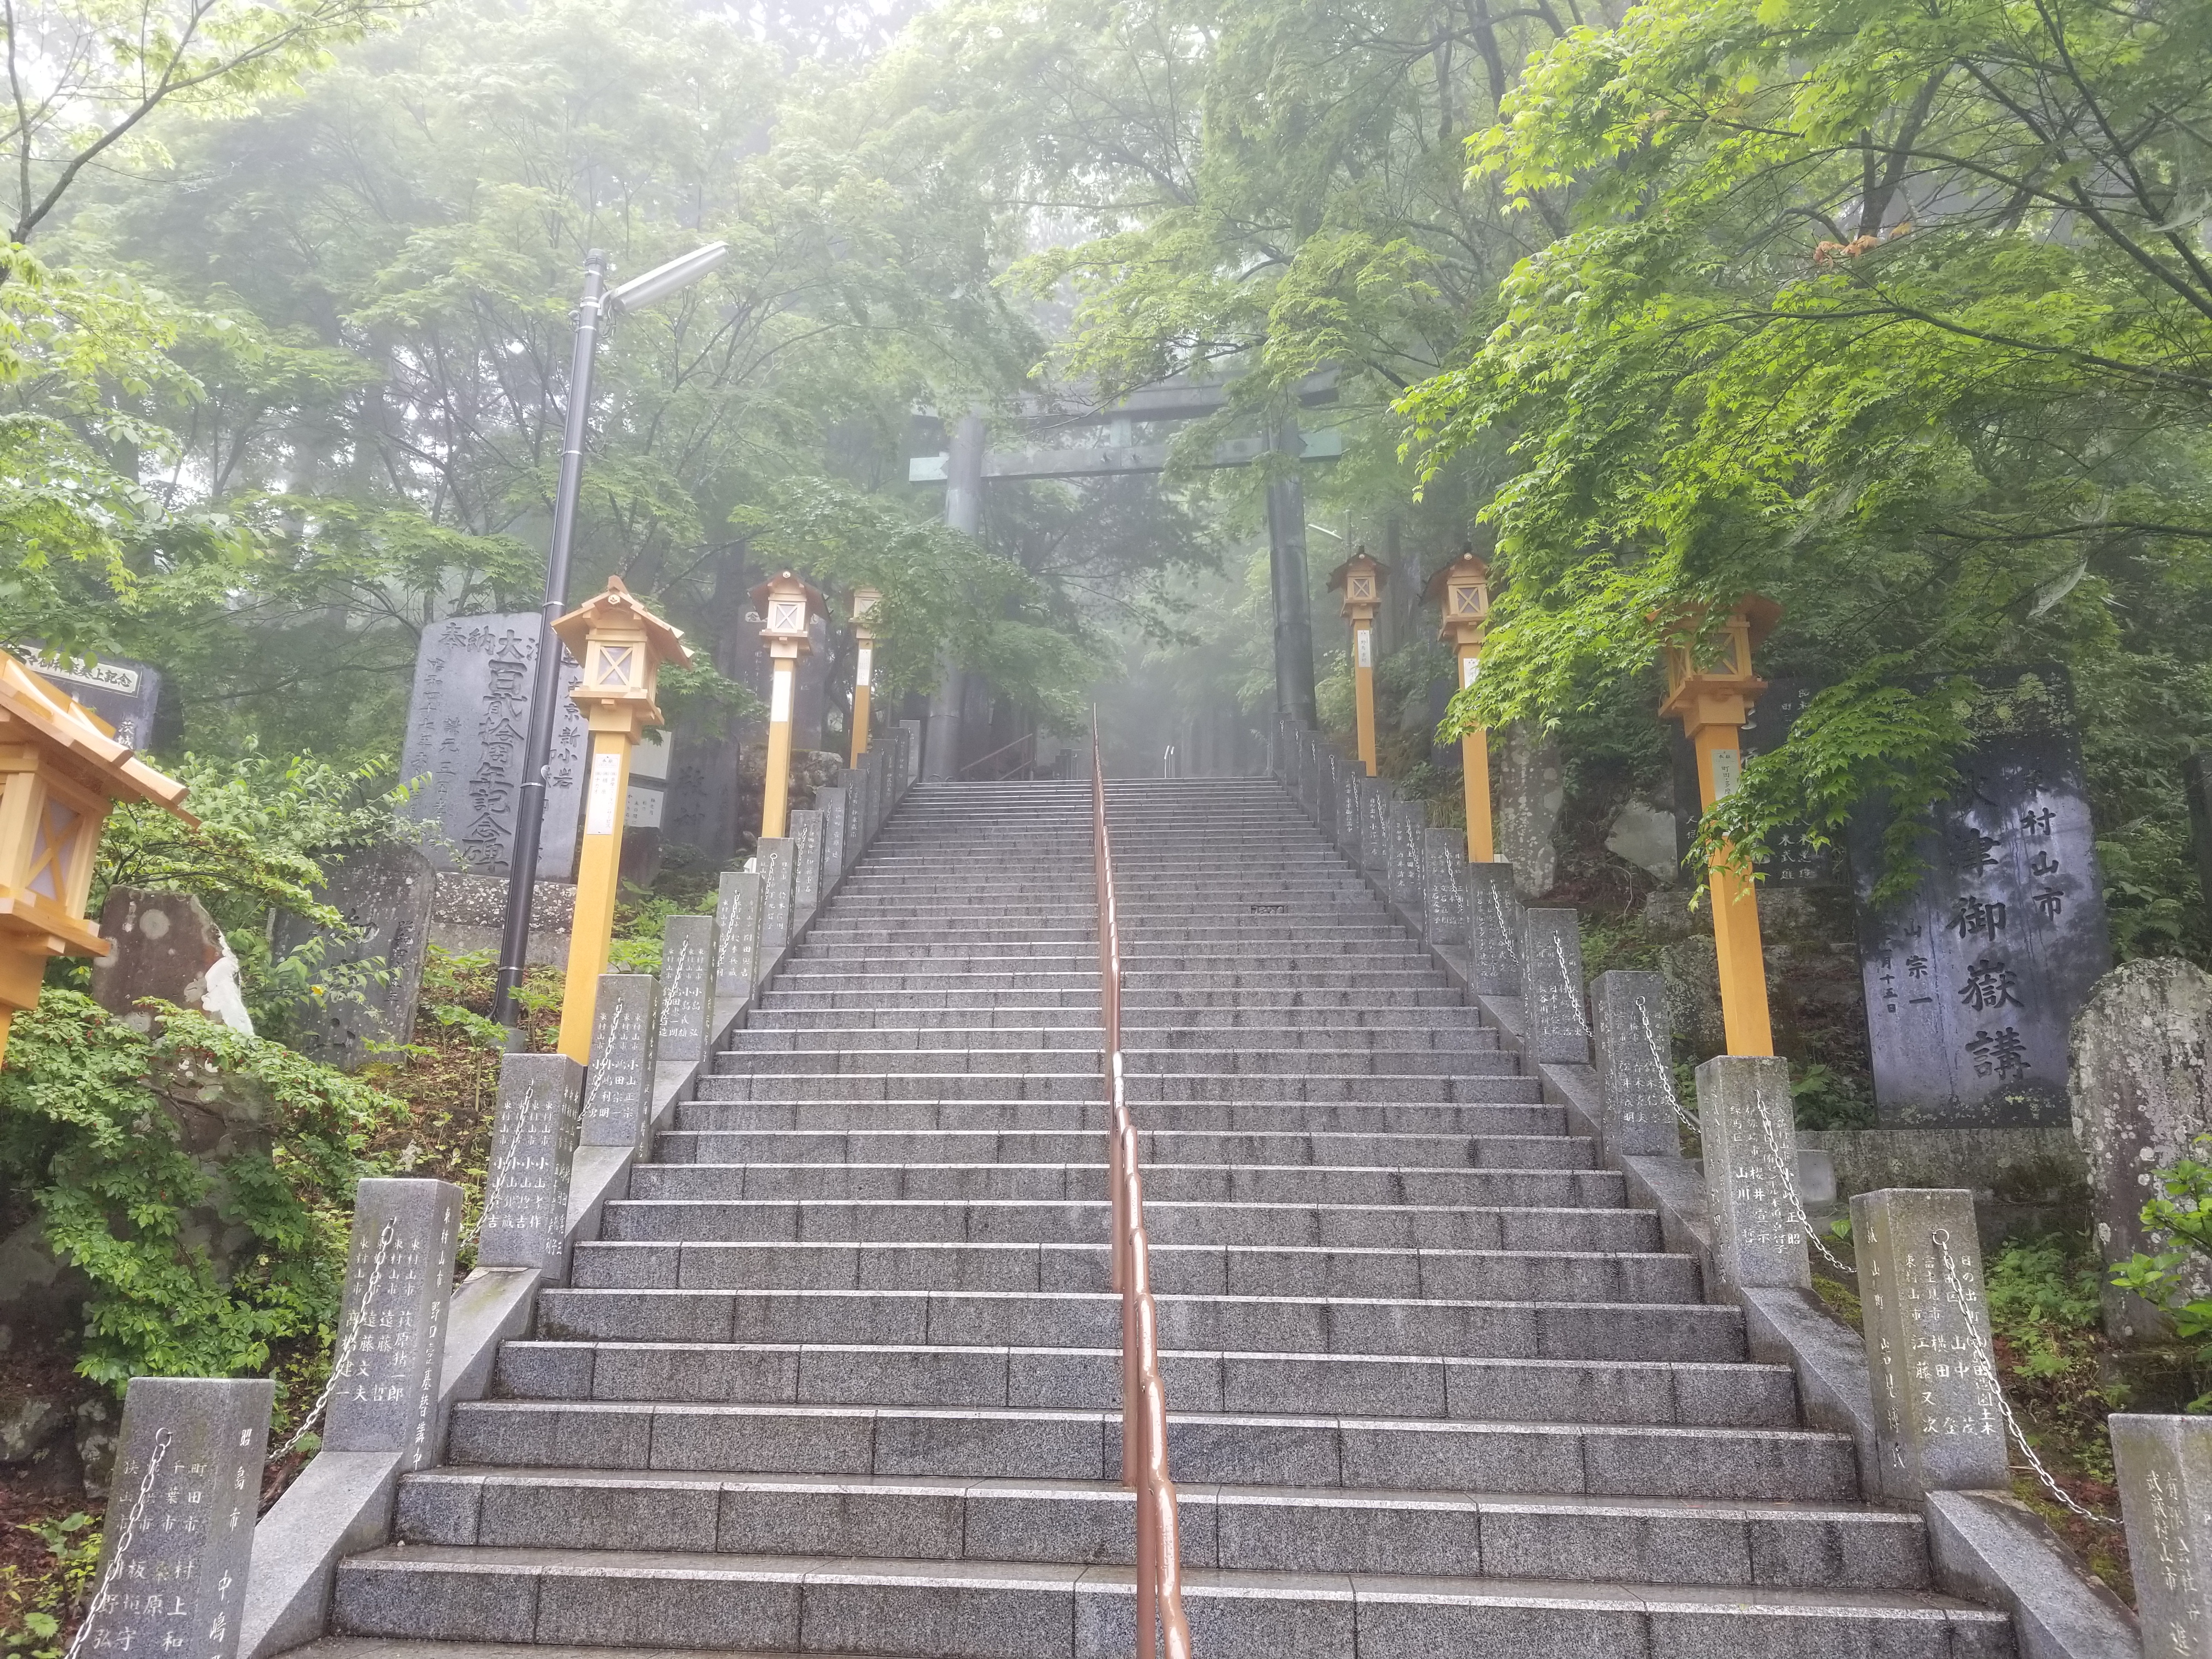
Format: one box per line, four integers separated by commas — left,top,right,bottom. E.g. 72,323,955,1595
320,777,2013,1658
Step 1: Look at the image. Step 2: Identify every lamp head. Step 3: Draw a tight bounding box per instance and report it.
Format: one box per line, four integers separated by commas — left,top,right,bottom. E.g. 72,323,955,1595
605,242,731,315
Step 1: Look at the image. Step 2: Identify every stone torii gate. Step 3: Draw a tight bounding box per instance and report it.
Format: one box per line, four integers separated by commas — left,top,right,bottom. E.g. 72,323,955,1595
909,373,1342,777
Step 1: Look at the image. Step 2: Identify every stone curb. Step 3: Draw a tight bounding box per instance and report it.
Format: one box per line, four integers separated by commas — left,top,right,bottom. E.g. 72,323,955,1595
240,768,913,1659
1283,769,2142,1659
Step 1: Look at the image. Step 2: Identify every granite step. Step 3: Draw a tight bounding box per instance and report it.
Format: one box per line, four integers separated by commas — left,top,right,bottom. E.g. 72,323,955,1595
441,1401,1855,1499
391,1468,1931,1588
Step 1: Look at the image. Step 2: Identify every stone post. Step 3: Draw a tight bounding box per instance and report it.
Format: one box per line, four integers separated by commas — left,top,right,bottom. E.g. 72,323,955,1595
1360,782,1389,877
655,913,716,1067
1422,828,1468,947
2111,1413,2211,1659
714,871,763,1002
1386,799,1421,914
1314,755,1340,841
1337,766,1364,862
1523,909,1590,1064
861,750,885,838
1465,862,1523,996
1850,1187,2010,1502
1693,1056,1810,1293
789,808,825,929
1590,971,1678,1158
579,975,656,1149
836,770,865,867
475,1053,583,1278
816,786,848,884
322,1177,463,1470
900,718,923,791
757,837,796,962
88,1377,272,1659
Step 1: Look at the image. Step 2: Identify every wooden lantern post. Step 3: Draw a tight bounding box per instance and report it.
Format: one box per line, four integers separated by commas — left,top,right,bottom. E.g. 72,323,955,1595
0,654,191,1066
1658,596,1782,1057
1427,550,1494,862
755,571,825,842
849,585,881,768
1327,549,1387,777
552,577,691,1062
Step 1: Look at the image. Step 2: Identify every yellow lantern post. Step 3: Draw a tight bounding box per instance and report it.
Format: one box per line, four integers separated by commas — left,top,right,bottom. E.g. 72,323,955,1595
1658,595,1782,1057
1327,549,1386,776
0,654,192,1066
849,585,881,767
1427,550,1494,862
552,577,692,1062
755,571,825,840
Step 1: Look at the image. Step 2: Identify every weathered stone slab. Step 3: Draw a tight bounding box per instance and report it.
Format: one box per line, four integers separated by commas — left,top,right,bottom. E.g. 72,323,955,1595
1694,1056,1811,1293
2069,958,2212,1342
1498,720,1563,901
757,838,795,960
270,845,437,1069
654,915,716,1067
321,1178,462,1470
1336,766,1363,862
475,1054,582,1277
1465,862,1523,997
788,810,825,929
816,787,848,882
397,613,589,879
91,887,255,1037
1851,1187,2010,1502
1359,781,1389,877
2111,1413,2211,1659
1523,909,1589,1064
1592,971,1678,1158
87,1376,272,1659
1421,829,1468,947
1850,669,2112,1128
1313,756,1340,841
660,707,741,868
714,872,764,1001
578,976,656,1149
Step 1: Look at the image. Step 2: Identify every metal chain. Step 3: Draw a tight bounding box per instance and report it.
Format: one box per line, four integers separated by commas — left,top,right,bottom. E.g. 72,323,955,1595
1931,1230,2120,1526
1745,1081,1856,1277
64,1429,170,1659
1634,1003,1706,1137
1483,885,1522,963
268,1215,396,1465
1549,935,1591,1037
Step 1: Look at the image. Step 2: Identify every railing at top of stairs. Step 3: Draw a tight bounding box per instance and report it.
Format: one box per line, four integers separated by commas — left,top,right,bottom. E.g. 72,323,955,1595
1090,714,1194,1659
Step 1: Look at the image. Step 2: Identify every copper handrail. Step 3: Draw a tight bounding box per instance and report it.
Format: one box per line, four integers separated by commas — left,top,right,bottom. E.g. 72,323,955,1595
1090,715,1193,1659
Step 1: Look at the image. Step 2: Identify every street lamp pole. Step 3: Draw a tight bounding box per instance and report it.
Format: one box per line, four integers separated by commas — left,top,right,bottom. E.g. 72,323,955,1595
492,249,609,1029
490,240,730,1031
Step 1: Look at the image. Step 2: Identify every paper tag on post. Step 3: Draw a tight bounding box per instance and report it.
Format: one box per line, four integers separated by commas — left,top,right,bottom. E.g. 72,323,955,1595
1355,629,1373,669
1709,747,1743,799
855,645,873,685
584,750,623,836
1462,655,1480,689
769,665,793,723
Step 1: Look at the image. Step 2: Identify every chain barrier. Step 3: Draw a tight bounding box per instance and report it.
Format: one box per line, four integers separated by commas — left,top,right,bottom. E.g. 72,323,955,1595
1931,1229,2120,1526
1635,1003,1706,1138
1746,1081,1855,1277
1482,885,1522,965
1629,1005,1851,1274
268,1215,396,1466
64,1429,171,1659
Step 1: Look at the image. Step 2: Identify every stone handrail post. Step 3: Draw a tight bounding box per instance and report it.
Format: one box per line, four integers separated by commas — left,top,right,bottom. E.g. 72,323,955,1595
476,1053,584,1280
1523,908,1590,1063
323,1178,464,1470
2109,1413,2209,1659
1694,1055,1810,1295
1849,1187,2010,1503
1589,971,1677,1160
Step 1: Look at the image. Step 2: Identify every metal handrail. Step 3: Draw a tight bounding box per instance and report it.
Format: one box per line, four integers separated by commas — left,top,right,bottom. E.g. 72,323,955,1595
1090,714,1193,1659
957,730,1036,779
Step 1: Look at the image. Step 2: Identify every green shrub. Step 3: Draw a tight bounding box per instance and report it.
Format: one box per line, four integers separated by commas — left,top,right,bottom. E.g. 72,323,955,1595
0,990,401,1389
2109,1135,2212,1409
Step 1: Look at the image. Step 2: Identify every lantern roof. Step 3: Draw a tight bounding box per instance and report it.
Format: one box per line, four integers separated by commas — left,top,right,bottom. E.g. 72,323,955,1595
552,575,692,669
1654,593,1783,656
1324,548,1387,594
0,654,191,817
1422,549,1491,607
748,571,828,622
